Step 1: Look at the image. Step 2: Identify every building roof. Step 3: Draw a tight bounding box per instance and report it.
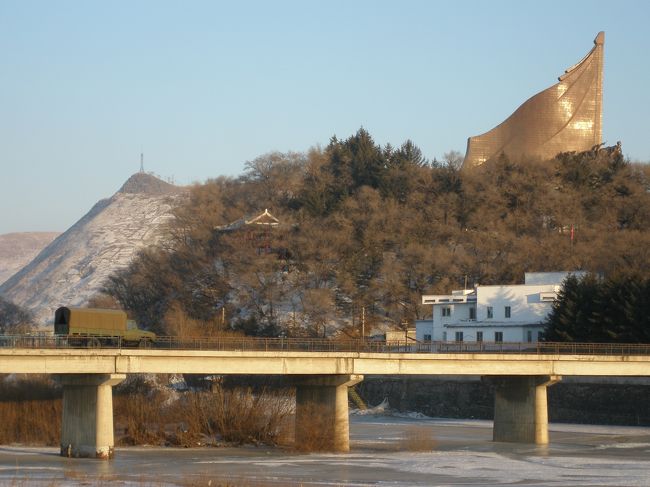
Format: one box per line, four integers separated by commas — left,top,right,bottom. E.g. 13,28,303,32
216,208,280,232
524,271,587,285
245,209,280,226
422,291,476,305
422,271,584,305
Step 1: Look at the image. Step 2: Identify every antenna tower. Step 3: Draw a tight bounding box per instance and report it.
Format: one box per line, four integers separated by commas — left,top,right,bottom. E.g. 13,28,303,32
139,153,144,173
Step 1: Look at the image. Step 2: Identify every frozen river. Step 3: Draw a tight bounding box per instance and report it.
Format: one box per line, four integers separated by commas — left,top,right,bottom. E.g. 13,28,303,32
2,416,650,486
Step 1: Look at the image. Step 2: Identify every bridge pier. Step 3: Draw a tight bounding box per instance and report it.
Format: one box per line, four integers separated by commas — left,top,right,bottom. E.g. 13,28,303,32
489,375,561,444
294,374,363,452
57,374,126,459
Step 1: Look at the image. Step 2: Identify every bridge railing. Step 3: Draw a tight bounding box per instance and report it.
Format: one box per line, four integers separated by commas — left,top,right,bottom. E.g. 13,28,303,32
0,335,422,353
1,335,650,356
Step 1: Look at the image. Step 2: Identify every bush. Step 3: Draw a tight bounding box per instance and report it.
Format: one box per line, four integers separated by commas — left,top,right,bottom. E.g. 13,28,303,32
114,384,293,447
0,375,293,448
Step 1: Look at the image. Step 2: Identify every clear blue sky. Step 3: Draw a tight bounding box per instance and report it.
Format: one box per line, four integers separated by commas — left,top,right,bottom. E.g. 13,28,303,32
1,0,649,234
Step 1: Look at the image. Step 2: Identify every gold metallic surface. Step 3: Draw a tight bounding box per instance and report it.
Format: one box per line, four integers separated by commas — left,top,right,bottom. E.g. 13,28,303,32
463,32,604,168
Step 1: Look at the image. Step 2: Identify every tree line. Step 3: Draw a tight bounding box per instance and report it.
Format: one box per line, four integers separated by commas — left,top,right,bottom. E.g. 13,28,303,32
90,129,650,339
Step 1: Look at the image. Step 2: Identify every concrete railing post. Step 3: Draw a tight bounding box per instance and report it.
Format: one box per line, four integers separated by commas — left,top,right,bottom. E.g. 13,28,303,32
57,374,126,459
294,374,363,452
489,375,561,444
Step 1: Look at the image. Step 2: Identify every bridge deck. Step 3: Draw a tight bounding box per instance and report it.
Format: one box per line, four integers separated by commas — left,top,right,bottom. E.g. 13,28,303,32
2,348,650,376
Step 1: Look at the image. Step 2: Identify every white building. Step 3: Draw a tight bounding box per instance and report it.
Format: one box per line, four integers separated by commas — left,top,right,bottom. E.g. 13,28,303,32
416,272,584,344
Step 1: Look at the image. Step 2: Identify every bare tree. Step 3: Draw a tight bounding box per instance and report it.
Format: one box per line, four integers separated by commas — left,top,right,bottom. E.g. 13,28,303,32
0,297,33,334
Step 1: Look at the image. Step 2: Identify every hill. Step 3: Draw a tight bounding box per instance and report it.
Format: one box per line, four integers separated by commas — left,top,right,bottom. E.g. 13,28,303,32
0,173,186,326
102,130,650,338
0,233,60,285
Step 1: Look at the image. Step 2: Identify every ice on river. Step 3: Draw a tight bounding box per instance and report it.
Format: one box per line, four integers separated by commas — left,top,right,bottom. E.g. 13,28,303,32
1,417,650,486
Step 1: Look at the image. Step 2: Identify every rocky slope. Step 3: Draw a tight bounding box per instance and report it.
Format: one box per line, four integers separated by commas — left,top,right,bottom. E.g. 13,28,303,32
0,233,60,285
0,173,186,326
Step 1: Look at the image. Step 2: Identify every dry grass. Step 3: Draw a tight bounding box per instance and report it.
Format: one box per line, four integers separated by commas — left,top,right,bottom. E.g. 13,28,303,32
115,392,169,446
114,384,294,447
0,375,61,446
176,474,296,487
293,402,336,452
397,425,438,451
0,375,293,449
188,386,293,446
0,398,62,446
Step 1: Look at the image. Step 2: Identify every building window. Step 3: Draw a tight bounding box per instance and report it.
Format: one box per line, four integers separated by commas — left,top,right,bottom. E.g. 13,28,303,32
476,331,483,342
455,331,464,342
441,307,451,317
495,331,503,343
505,306,511,318
469,307,476,320
424,334,432,342
527,330,533,343
487,306,493,319
442,332,447,341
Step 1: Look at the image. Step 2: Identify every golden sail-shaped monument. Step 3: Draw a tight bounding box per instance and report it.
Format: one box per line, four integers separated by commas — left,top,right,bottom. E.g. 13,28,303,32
463,32,604,168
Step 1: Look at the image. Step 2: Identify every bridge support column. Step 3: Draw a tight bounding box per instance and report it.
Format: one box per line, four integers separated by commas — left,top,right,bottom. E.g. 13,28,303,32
57,374,126,459
490,375,561,444
294,374,363,452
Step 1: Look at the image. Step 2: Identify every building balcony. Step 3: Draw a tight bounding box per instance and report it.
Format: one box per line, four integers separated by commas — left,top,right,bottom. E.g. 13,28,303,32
422,293,477,305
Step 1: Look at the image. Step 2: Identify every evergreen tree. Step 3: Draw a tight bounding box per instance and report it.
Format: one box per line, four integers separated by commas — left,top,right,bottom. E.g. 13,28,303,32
343,128,386,190
544,274,650,343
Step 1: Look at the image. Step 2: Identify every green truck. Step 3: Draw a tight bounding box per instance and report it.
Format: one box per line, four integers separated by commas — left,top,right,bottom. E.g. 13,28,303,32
54,306,156,347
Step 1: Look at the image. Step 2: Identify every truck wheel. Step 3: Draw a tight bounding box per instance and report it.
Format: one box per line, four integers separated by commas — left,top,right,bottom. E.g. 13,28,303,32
138,339,151,349
87,338,101,349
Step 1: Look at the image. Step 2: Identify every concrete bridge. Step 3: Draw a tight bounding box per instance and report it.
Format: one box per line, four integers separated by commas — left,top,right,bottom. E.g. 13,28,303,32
2,341,650,459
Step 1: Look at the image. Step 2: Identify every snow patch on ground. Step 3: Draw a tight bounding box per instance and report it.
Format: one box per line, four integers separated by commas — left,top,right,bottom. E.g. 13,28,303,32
384,450,650,486
0,232,60,286
351,398,432,420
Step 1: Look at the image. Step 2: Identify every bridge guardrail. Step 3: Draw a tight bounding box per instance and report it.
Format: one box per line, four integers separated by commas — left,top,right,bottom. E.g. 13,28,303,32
1,335,650,356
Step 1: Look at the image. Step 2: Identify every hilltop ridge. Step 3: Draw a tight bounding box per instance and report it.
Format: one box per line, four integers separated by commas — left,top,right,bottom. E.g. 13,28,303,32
118,172,184,196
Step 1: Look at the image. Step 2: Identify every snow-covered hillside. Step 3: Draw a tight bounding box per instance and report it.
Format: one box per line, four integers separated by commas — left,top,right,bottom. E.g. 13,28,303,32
0,232,60,285
0,173,185,327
